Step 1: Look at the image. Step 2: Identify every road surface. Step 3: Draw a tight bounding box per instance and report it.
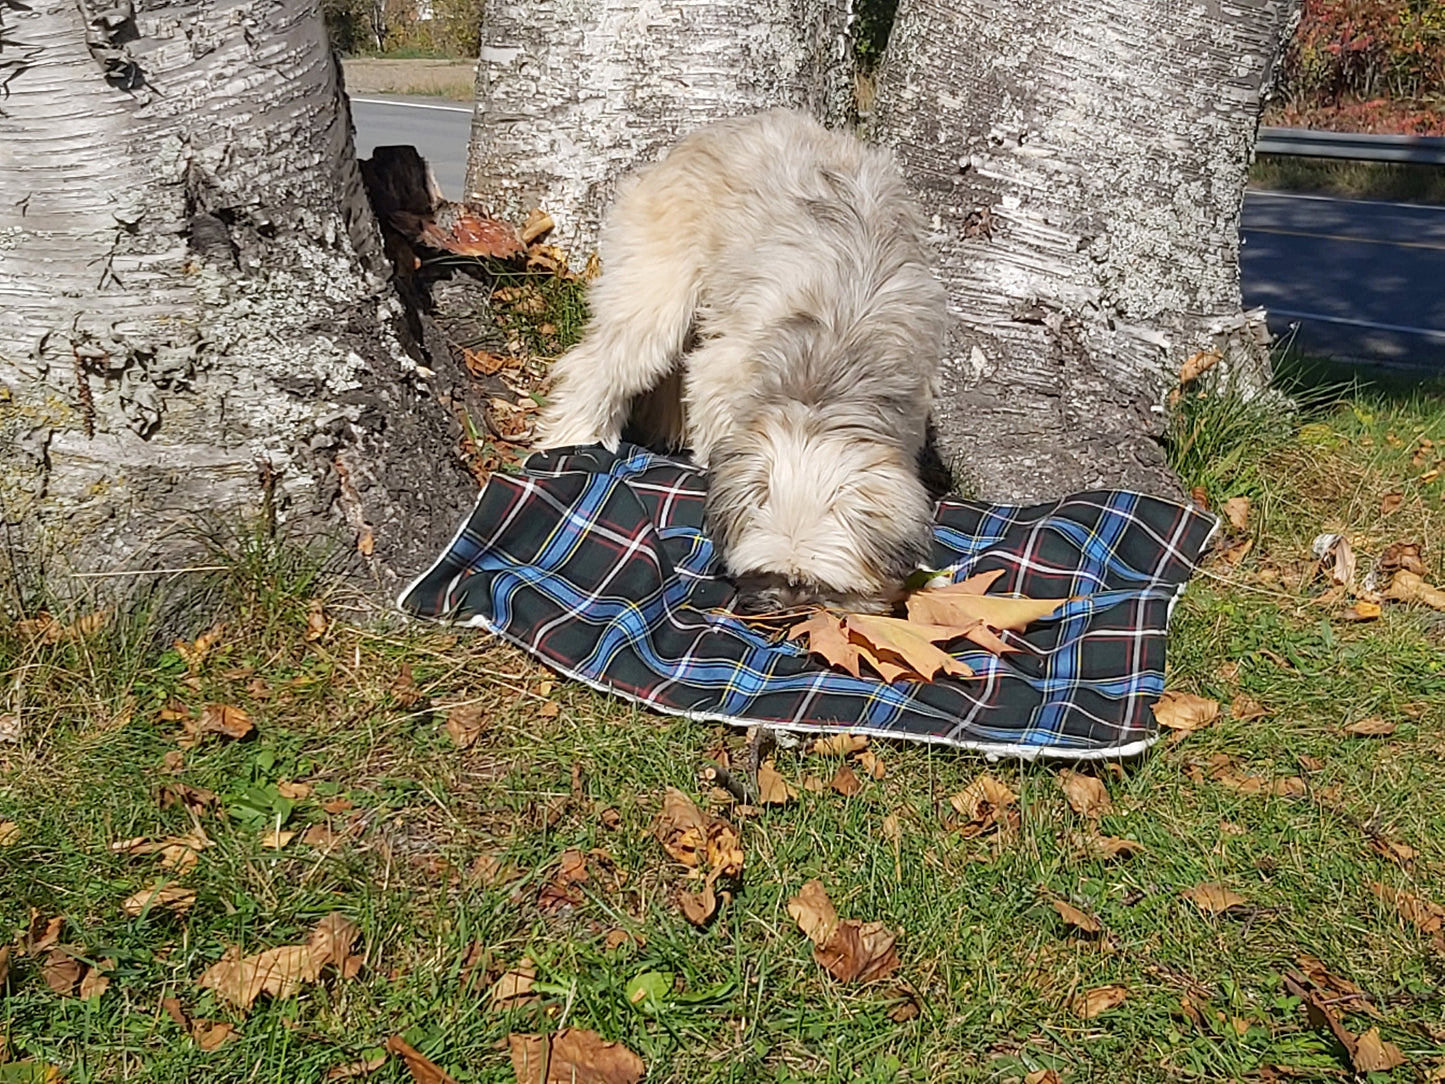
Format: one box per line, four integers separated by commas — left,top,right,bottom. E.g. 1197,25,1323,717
351,95,1445,370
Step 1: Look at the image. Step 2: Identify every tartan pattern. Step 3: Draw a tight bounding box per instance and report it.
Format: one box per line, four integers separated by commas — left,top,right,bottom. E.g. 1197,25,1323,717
399,445,1217,759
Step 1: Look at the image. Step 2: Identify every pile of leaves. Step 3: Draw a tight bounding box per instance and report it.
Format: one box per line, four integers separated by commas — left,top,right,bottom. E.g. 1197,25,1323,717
786,570,1068,683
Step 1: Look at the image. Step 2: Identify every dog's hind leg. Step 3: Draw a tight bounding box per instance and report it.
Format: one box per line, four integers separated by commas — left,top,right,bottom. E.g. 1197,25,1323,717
535,227,699,453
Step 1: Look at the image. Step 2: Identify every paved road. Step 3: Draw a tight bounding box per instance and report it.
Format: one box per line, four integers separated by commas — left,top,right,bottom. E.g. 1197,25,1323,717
351,95,1445,369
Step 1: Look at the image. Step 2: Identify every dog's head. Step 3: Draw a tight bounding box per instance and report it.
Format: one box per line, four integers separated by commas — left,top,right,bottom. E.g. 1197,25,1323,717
707,410,934,616
728,570,904,616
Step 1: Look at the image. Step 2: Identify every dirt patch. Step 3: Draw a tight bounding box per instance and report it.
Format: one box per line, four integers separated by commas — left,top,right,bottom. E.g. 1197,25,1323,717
342,59,475,101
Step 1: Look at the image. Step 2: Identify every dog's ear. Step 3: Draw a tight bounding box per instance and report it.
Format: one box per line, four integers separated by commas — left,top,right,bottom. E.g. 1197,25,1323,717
916,419,954,503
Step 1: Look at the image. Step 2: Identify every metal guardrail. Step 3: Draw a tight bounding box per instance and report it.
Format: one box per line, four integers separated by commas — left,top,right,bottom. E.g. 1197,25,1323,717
1257,126,1445,166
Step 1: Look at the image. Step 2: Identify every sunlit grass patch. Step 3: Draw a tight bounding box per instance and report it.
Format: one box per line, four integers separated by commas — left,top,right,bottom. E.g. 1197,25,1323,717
3,369,1445,1082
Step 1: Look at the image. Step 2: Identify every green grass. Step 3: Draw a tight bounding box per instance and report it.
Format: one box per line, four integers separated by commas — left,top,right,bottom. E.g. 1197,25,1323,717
5,371,1445,1082
1250,155,1445,205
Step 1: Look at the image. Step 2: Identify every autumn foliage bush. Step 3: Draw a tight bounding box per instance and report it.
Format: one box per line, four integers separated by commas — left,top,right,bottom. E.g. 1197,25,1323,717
1272,0,1445,133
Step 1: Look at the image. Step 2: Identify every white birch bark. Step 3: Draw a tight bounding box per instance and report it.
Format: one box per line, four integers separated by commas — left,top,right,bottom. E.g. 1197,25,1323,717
0,0,476,596
465,0,854,259
875,0,1292,501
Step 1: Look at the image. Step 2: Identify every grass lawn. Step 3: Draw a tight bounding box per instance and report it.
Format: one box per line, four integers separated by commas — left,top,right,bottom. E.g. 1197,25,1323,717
4,339,1445,1082
1249,156,1445,206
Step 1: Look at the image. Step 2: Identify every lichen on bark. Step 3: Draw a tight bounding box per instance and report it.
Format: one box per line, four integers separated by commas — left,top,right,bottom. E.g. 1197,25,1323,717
0,0,476,601
874,0,1291,501
466,0,854,259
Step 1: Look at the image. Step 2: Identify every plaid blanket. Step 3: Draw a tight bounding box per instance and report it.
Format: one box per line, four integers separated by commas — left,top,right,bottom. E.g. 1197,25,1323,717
399,445,1216,760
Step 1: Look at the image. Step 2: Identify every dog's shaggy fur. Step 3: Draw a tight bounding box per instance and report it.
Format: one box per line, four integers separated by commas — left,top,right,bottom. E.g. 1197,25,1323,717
536,110,946,613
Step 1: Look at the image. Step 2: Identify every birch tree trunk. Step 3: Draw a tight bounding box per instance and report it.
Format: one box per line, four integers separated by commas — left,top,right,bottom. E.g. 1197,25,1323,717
0,0,475,598
465,0,854,259
874,0,1292,501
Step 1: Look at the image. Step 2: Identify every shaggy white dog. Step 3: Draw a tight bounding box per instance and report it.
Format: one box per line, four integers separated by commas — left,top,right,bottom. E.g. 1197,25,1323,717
536,110,946,613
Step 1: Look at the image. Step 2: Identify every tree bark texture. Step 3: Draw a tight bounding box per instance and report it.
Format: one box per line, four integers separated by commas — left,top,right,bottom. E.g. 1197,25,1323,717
0,0,476,597
466,0,854,259
875,0,1291,501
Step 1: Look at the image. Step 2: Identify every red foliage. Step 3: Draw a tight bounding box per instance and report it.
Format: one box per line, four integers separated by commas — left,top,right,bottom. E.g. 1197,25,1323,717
1273,0,1445,133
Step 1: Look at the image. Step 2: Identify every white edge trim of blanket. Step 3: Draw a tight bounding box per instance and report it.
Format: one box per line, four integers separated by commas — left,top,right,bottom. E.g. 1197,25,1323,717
394,492,1224,764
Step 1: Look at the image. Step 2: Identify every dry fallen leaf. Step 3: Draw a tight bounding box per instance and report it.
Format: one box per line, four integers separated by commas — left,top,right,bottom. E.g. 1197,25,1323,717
1230,694,1268,722
304,598,329,642
1380,492,1404,515
199,944,317,1009
180,703,254,747
41,948,82,995
301,824,342,849
259,829,297,850
520,209,555,245
654,788,707,867
1073,984,1127,1019
1313,533,1356,588
787,879,839,945
1283,973,1405,1074
830,763,863,797
1051,899,1102,935
1069,832,1145,861
950,774,1018,838
444,704,486,749
1182,882,1248,915
158,782,219,816
78,958,114,1001
652,787,742,923
17,608,110,644
508,1028,646,1084
1059,771,1111,820
1378,541,1428,577
1024,1071,1064,1084
1190,754,1307,798
1341,599,1382,622
26,912,63,954
905,574,1069,653
391,663,424,707
1221,496,1251,531
327,1054,388,1081
0,944,10,987
856,750,887,779
1369,835,1418,866
490,958,539,1011
0,820,19,846
786,880,900,983
537,849,589,913
678,884,718,926
811,733,868,756
1295,955,1380,1017
1344,716,1396,738
810,611,979,683
790,611,862,678
198,912,362,1009
1370,881,1445,951
174,622,225,671
1354,1027,1408,1072
1153,691,1220,732
122,882,196,917
309,912,363,978
386,1035,461,1084
756,761,796,805
1384,570,1445,610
